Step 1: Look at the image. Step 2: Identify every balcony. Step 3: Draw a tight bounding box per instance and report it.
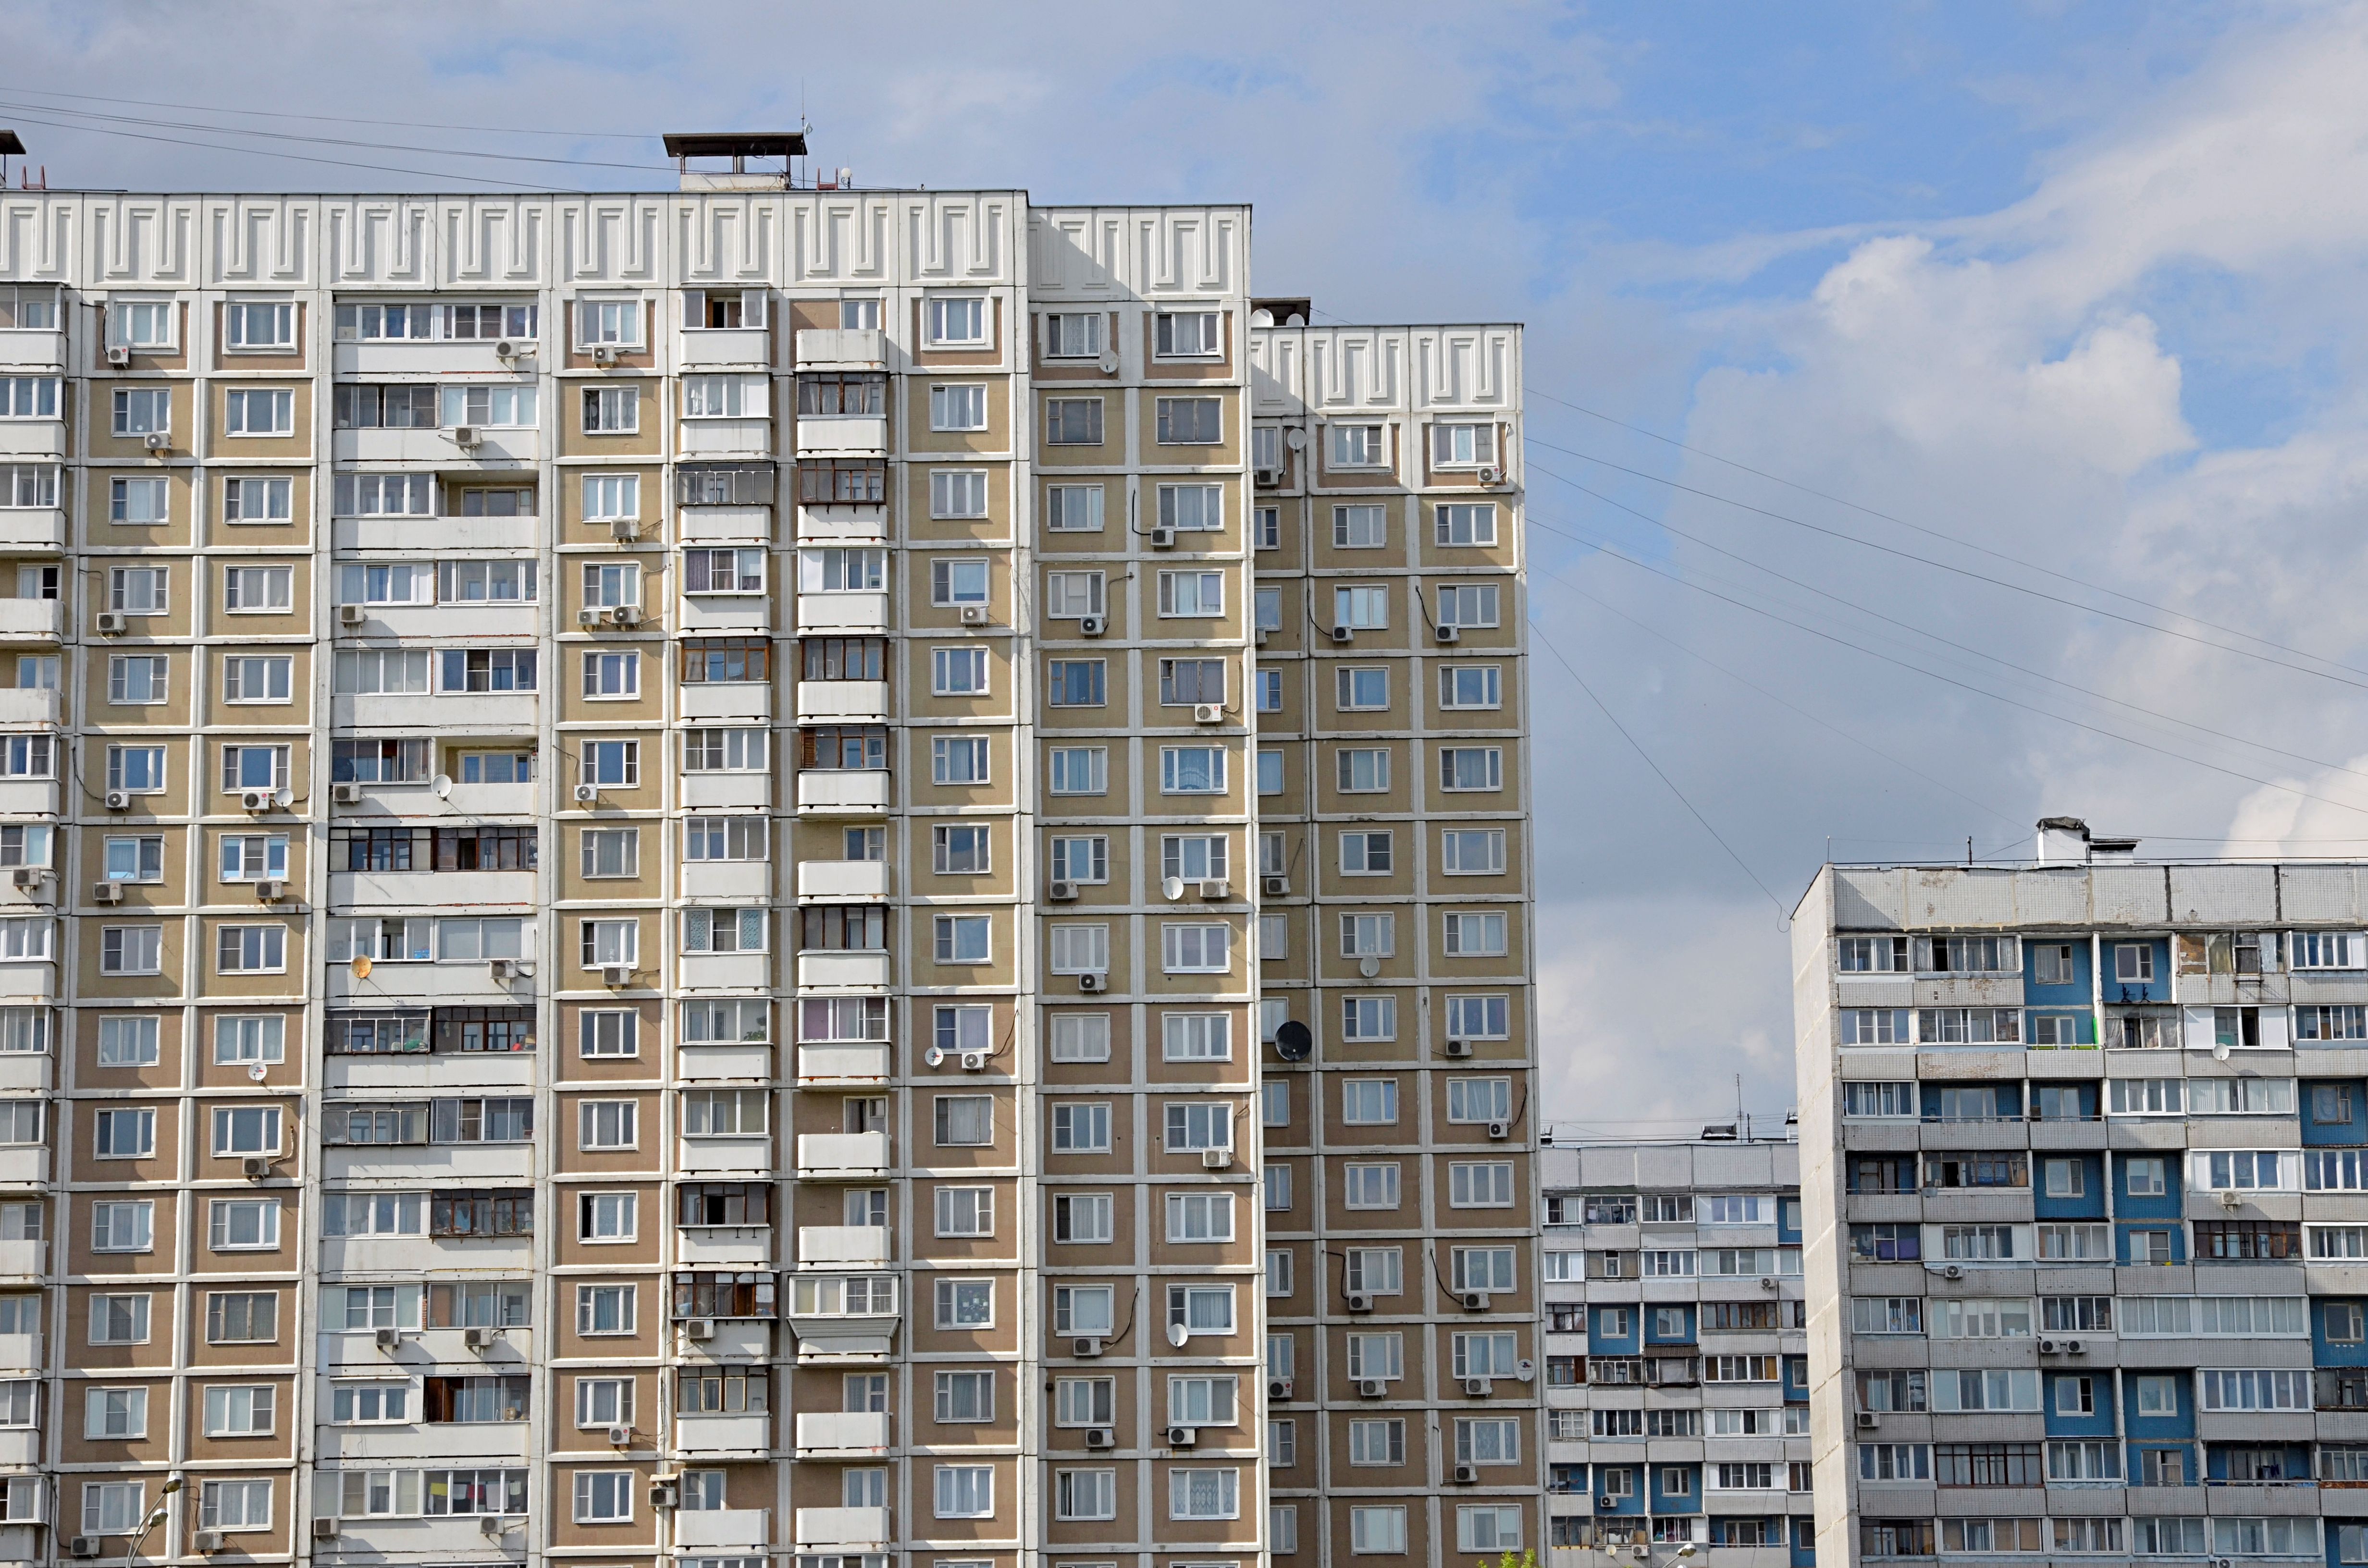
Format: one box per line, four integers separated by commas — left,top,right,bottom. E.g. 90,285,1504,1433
796,503,889,544
0,1431,34,1468
0,422,63,462
323,1142,532,1184
0,961,52,1002
0,600,60,641
323,959,526,1006
0,1239,46,1278
795,681,889,724
678,951,773,991
798,860,889,901
442,780,536,819
683,771,772,811
798,1225,890,1270
0,1524,35,1564
321,1229,531,1274
333,691,538,733
0,1332,40,1370
320,1418,532,1463
676,1411,770,1458
680,681,772,723
0,688,60,726
0,509,63,551
679,1225,773,1267
341,603,536,642
680,861,770,902
0,330,65,370
314,1516,527,1558
332,341,519,378
793,592,889,636
794,1411,890,1458
678,1041,773,1081
0,1053,48,1094
679,327,772,369
679,1132,772,1176
680,1318,771,1360
329,870,536,909
795,329,885,368
796,1043,890,1086
681,504,776,543
798,950,889,990
794,416,888,458
674,1508,773,1552
334,426,541,465
325,1051,534,1093
796,770,890,816
0,779,58,817
796,1132,888,1179
680,594,774,635
0,1148,49,1186
319,1325,531,1370
794,1508,891,1549
679,417,775,458
333,513,538,555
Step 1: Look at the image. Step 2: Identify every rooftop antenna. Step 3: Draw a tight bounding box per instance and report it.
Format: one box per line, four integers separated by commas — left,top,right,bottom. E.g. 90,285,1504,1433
1736,1074,1746,1140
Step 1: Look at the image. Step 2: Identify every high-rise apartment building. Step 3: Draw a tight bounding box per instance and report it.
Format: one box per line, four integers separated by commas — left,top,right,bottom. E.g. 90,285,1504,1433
1796,821,2368,1568
1538,1137,1812,1563
0,135,1534,1568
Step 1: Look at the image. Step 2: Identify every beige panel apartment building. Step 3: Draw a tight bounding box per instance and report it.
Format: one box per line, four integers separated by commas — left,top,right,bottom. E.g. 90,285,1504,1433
0,139,1533,1568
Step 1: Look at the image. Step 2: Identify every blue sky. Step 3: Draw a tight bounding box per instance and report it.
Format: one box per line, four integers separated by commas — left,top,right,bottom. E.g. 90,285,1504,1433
10,0,2368,1134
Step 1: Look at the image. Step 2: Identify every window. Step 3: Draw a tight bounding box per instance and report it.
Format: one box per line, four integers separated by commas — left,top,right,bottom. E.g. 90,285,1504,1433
1436,502,1499,545
1048,1013,1110,1062
1054,1468,1115,1521
1450,1162,1515,1207
208,1292,277,1344
1169,1469,1239,1520
936,1188,994,1237
223,564,292,612
224,387,293,435
1335,584,1389,629
934,1279,993,1329
1161,747,1226,795
1043,311,1104,358
1158,482,1223,531
579,1101,638,1151
1156,396,1222,444
574,1470,635,1524
933,914,990,964
580,1192,638,1242
1443,829,1507,874
96,1016,158,1066
931,384,988,431
213,1106,281,1157
1342,1079,1400,1125
1352,1505,1408,1555
577,1285,636,1335
1332,503,1387,548
934,1465,993,1519
113,386,172,437
1167,1191,1235,1242
936,1370,995,1423
90,1294,150,1345
1441,746,1505,791
1331,423,1388,467
101,925,163,975
107,654,168,705
217,924,287,973
1445,911,1510,956
1156,310,1221,357
928,297,988,346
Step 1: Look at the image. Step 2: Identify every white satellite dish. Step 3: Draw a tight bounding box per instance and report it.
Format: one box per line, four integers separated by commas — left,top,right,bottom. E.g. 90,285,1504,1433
430,774,453,798
2213,1043,2232,1062
247,1061,267,1083
1358,956,1380,979
1166,1322,1189,1348
924,1046,945,1068
1284,427,1307,450
1515,1358,1536,1384
273,787,294,808
1162,876,1185,901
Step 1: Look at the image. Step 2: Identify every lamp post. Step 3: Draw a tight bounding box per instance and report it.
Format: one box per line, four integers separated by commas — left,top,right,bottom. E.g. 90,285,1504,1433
123,1477,182,1568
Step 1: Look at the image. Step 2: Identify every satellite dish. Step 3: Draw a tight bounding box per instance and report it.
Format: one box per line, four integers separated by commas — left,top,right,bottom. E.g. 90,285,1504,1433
1358,956,1380,979
247,1061,267,1083
1098,352,1119,374
2213,1043,2232,1062
1515,1358,1536,1384
924,1046,945,1068
350,955,373,980
273,788,294,808
430,774,453,798
1284,427,1307,450
1166,1322,1189,1348
1274,1021,1313,1063
1162,876,1185,901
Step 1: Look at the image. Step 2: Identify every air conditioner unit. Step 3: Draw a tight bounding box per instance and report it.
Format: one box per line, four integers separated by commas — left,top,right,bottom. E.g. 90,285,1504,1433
1166,1425,1198,1448
1942,1264,1963,1280
337,603,367,626
1262,874,1289,896
374,1327,401,1350
603,964,633,987
479,1516,505,1537
1356,1378,1386,1398
1854,1411,1879,1431
494,338,521,359
104,790,131,811
252,878,284,902
1463,1377,1493,1397
71,1538,102,1559
684,1319,715,1341
578,609,604,628
591,344,619,367
330,783,362,805
1078,972,1106,993
1084,1427,1116,1449
611,604,644,627
1073,1337,1104,1359
1435,624,1462,645
1199,878,1230,900
1443,1038,1473,1058
575,784,601,803
649,1481,679,1510
1078,614,1106,637
1461,1291,1492,1312
1047,879,1079,902
1254,626,1269,646
1487,1119,1511,1140
464,1326,496,1350
1149,526,1177,550
104,344,133,368
608,1424,633,1446
241,1156,270,1179
1268,1377,1292,1399
243,789,275,812
9,868,41,889
193,1532,224,1554
1201,1149,1233,1170
2066,1339,2084,1354
609,518,641,541
1330,625,1355,643
1452,1464,1479,1485
1193,703,1224,724
310,1520,339,1543
959,605,991,626
142,431,171,452
1345,1291,1373,1313
93,611,126,634
91,881,123,904
1477,465,1505,485
451,425,482,449
2219,1188,2242,1209
486,958,514,982
1255,466,1283,487
960,1050,988,1072
1595,1497,1617,1512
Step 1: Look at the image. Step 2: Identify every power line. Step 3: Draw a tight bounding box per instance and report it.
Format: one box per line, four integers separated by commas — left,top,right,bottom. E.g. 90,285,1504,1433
1530,459,2368,788
0,84,660,140
1523,381,2368,681
0,109,574,191
0,98,670,173
1525,429,2368,696
1528,618,1792,923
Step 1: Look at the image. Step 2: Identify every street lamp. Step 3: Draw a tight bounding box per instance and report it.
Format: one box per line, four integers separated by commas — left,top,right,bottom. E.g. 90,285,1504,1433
123,1478,182,1568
